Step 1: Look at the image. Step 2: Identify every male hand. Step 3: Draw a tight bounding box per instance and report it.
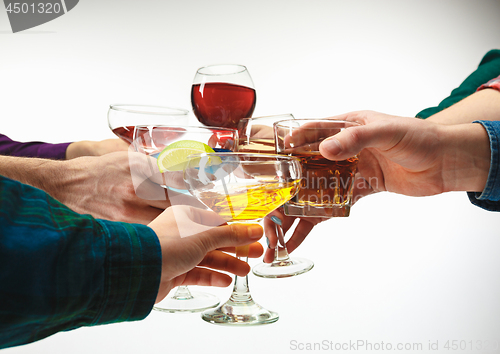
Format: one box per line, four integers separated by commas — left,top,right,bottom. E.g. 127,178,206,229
148,206,264,302
319,110,490,196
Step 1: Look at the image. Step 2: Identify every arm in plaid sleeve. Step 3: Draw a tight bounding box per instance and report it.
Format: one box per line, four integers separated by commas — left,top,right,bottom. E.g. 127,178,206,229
0,175,161,349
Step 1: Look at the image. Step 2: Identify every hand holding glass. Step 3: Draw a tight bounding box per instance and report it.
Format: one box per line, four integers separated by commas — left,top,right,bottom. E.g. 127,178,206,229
183,153,302,325
274,119,360,218
237,114,314,278
132,125,239,313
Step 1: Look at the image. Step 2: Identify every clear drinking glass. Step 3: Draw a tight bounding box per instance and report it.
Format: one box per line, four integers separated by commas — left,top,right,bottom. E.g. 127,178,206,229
274,119,360,218
131,125,239,313
108,104,189,144
237,114,314,278
183,153,302,325
191,64,256,129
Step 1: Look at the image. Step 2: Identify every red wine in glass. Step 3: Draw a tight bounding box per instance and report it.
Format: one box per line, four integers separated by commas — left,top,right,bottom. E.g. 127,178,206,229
191,82,256,129
191,65,256,129
112,126,135,144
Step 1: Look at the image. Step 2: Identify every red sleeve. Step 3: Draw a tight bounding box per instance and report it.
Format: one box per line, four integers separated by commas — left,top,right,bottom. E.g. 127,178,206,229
477,75,500,92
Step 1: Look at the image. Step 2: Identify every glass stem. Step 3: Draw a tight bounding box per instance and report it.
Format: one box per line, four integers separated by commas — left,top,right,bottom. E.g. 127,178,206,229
273,222,293,265
172,286,194,300
228,245,254,304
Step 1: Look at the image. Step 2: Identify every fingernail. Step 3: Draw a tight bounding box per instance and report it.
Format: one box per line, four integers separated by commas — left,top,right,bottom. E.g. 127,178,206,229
322,137,343,155
266,237,270,248
270,215,282,225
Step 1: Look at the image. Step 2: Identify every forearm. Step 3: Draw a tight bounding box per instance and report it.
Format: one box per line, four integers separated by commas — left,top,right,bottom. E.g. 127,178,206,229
0,154,108,205
65,139,129,159
417,49,500,119
0,154,120,218
0,176,161,349
426,89,500,125
440,123,491,193
0,155,64,194
0,155,91,210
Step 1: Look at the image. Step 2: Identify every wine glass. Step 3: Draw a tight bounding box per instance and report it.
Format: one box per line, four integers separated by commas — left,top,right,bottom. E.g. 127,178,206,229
237,114,314,278
183,153,302,325
131,125,239,313
191,64,256,129
108,104,189,144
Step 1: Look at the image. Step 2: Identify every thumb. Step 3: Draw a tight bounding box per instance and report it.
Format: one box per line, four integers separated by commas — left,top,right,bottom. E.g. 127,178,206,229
319,125,365,161
319,120,400,161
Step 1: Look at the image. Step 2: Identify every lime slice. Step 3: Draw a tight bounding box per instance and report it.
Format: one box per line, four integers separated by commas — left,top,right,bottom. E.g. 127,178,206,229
157,140,216,172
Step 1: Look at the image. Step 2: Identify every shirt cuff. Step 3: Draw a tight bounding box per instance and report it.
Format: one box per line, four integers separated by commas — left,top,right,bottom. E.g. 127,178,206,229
35,142,72,160
93,220,161,324
477,76,500,92
467,120,500,210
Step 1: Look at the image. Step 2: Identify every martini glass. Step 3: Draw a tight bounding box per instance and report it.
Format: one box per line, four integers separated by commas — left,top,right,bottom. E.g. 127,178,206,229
183,153,302,325
108,104,189,144
132,125,238,313
191,64,256,129
237,114,314,278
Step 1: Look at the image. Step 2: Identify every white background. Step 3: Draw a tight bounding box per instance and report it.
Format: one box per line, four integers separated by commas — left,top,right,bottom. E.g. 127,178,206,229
1,0,500,353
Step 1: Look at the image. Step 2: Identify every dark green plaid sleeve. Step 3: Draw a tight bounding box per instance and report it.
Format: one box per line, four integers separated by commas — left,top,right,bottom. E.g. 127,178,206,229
0,175,161,349
417,49,500,119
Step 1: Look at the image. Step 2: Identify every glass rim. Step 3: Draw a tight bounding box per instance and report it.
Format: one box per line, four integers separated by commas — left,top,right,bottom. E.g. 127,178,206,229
196,64,248,76
238,113,294,123
109,104,189,116
186,152,301,162
274,118,361,129
134,124,238,133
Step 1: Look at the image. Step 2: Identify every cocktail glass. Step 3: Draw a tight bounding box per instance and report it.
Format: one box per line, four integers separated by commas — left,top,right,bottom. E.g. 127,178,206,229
183,153,302,325
132,125,238,313
108,104,189,144
237,114,314,278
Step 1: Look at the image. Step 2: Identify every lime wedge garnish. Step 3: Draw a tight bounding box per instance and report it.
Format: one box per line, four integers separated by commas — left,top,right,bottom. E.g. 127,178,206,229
157,140,215,172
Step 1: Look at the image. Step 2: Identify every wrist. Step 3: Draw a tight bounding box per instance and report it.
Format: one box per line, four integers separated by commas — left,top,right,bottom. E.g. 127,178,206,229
66,141,91,159
46,157,95,206
440,123,491,193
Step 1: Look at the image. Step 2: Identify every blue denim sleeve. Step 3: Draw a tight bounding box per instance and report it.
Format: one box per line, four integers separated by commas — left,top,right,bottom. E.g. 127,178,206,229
467,120,500,211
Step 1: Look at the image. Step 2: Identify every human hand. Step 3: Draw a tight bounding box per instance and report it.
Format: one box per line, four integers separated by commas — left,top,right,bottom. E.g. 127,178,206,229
148,206,264,302
262,209,325,263
318,110,490,197
66,139,128,159
52,151,202,224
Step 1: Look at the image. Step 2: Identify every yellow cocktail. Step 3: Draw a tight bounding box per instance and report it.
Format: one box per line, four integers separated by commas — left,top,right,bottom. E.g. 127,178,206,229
183,152,302,325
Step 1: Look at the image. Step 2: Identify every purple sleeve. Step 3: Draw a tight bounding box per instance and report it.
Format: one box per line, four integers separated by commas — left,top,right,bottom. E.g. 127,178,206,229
0,134,72,160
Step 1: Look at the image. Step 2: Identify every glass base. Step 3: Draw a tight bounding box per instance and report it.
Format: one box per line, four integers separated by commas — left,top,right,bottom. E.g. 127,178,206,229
154,290,219,313
284,203,351,217
252,257,314,278
201,298,278,325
